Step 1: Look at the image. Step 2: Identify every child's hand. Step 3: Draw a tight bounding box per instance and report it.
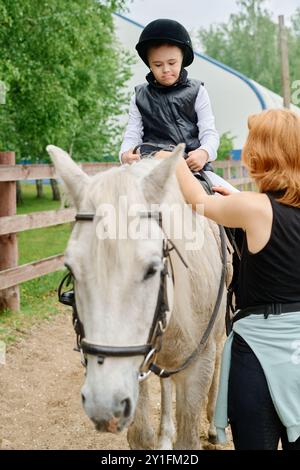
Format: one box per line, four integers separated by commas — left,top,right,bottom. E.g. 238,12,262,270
185,149,209,171
212,186,232,196
121,149,141,164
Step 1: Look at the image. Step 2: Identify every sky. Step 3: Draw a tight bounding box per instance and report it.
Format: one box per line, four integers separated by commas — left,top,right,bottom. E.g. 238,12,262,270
124,0,299,32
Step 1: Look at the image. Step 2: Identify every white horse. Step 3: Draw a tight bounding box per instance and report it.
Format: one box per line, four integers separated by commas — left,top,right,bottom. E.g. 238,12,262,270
47,144,231,450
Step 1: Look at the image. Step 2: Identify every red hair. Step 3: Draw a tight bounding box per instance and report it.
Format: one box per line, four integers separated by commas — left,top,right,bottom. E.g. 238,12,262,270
242,109,300,207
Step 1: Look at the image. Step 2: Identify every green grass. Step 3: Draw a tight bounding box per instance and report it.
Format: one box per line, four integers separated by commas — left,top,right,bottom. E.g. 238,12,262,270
17,183,62,214
0,183,72,343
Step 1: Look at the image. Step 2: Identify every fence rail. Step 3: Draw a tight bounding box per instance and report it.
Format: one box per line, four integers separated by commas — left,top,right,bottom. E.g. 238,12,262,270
0,161,119,182
0,208,76,236
0,156,255,311
0,254,64,291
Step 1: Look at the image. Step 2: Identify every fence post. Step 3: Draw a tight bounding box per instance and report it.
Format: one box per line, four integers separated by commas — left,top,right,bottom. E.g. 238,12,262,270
0,151,20,312
223,160,230,180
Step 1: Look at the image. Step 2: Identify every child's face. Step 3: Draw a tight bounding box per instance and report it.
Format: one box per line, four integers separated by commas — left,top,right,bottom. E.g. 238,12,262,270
148,44,183,86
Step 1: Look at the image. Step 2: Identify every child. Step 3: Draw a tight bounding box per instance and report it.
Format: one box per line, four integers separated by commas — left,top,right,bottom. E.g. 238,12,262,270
120,18,238,193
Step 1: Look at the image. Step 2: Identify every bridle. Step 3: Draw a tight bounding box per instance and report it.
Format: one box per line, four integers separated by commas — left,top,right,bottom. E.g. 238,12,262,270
58,209,227,381
59,211,186,381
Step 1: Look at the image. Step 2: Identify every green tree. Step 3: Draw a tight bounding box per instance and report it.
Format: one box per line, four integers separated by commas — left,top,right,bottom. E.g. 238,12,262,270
217,132,235,161
198,0,281,93
0,0,132,162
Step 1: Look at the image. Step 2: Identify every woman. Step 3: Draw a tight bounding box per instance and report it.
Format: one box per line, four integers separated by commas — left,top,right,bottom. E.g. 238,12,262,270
162,108,300,450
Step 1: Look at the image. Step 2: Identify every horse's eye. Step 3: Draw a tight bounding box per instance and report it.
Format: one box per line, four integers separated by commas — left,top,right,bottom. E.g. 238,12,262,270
143,265,158,281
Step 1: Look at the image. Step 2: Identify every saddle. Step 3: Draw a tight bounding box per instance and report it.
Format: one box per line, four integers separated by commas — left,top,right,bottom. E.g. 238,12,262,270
192,168,214,194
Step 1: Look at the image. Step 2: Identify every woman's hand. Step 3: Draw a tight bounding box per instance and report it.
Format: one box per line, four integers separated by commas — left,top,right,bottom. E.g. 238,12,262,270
212,185,232,196
121,148,141,164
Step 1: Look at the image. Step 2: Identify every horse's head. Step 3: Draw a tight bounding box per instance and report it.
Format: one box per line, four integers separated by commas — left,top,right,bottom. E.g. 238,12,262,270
47,145,184,432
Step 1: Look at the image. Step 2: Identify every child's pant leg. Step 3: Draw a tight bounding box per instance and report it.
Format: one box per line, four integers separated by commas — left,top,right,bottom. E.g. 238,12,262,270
204,170,240,193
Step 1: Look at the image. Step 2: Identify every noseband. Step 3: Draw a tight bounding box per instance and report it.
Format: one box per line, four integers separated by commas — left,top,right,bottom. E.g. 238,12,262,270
58,210,227,380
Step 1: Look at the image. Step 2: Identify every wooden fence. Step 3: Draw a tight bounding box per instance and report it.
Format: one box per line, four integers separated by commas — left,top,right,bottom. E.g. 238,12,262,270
0,153,254,312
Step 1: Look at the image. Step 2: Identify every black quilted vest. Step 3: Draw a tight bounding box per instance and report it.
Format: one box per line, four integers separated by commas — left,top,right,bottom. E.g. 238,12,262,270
135,70,201,153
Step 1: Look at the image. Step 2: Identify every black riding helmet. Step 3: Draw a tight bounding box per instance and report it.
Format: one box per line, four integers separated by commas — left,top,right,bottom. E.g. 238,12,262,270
135,19,194,68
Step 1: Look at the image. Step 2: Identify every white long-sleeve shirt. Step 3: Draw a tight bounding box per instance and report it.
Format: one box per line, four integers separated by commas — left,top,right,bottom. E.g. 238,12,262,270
119,85,219,162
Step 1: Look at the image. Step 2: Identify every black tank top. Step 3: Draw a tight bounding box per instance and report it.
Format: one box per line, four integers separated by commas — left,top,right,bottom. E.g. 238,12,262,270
236,193,300,309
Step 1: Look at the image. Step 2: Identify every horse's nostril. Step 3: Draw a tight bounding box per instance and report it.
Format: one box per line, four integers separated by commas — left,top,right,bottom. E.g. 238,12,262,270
81,393,86,404
121,398,131,418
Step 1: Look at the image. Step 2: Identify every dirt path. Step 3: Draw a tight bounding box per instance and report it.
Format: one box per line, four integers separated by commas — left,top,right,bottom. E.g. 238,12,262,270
0,313,232,450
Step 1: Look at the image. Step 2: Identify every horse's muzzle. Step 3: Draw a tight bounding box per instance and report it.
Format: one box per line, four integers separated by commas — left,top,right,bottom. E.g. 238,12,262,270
82,393,133,433
93,417,123,433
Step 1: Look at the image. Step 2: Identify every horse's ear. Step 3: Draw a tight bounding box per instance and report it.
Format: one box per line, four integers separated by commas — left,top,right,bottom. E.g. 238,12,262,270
46,145,90,208
142,144,185,204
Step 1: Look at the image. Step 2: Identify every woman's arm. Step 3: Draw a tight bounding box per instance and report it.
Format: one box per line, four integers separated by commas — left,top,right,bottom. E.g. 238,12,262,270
176,157,258,230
